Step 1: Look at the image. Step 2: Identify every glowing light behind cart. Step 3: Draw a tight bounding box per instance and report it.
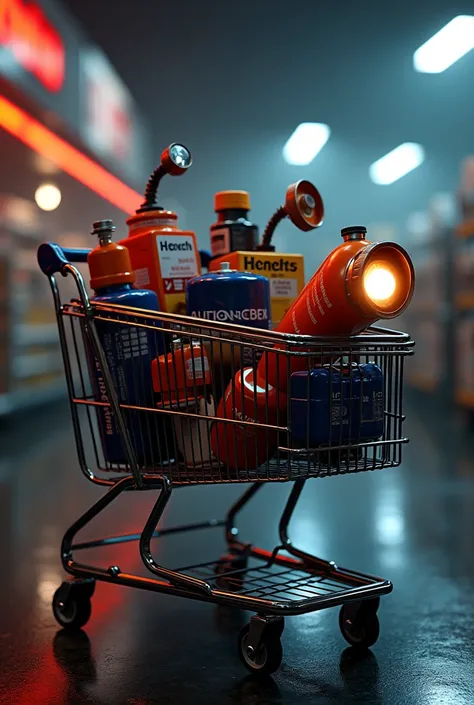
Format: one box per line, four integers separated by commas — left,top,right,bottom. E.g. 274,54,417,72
0,94,142,214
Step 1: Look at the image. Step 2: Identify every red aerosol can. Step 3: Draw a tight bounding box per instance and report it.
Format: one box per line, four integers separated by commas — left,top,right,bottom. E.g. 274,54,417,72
211,225,415,469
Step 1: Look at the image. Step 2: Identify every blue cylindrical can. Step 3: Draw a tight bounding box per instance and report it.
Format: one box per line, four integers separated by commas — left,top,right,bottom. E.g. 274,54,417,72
88,285,171,467
357,363,384,440
186,262,271,366
290,362,385,447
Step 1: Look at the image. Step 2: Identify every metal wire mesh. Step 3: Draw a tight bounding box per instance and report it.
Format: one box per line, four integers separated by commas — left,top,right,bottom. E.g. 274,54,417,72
177,556,380,604
60,299,413,485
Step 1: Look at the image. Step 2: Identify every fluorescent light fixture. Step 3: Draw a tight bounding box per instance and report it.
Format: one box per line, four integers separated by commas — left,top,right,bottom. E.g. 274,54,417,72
283,122,330,166
414,15,474,73
369,143,425,185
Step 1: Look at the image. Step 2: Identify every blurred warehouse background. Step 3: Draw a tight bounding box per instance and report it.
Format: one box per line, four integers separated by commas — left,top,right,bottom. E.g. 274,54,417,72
0,0,473,418
2,2,474,702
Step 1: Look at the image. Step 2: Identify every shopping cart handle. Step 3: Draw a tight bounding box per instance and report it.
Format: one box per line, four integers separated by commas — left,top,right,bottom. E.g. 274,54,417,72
38,242,91,275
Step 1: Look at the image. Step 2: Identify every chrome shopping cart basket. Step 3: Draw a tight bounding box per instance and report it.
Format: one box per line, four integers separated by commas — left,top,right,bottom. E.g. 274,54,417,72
38,243,414,675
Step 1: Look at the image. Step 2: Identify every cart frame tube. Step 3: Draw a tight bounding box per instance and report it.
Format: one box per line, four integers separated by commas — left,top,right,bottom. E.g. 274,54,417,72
60,478,392,616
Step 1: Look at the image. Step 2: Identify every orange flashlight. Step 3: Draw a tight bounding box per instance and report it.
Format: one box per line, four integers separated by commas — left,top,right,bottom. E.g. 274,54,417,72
211,225,415,470
259,225,415,389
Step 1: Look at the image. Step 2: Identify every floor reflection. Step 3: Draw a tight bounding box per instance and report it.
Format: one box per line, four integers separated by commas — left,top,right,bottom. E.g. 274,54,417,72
1,398,474,703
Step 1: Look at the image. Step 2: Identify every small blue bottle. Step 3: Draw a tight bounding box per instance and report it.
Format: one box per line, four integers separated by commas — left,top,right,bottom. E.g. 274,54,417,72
87,220,169,467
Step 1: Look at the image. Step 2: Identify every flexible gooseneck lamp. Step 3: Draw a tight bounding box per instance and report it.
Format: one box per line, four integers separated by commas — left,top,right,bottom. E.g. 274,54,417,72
256,179,324,251
137,143,192,213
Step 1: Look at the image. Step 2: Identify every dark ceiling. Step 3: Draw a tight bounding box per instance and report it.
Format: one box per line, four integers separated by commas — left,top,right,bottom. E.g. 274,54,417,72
63,0,474,270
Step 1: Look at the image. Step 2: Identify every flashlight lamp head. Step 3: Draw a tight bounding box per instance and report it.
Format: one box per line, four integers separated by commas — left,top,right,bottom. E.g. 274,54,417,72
285,180,324,231
161,143,192,176
346,241,415,318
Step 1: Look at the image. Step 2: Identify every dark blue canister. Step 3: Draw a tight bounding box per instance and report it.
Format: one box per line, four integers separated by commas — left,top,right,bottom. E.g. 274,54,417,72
90,285,169,467
357,363,384,440
290,367,353,447
186,262,271,366
86,220,170,468
290,363,384,447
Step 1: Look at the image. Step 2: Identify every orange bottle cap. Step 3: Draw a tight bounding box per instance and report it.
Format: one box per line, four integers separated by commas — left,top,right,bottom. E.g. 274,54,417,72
88,220,135,290
214,190,250,212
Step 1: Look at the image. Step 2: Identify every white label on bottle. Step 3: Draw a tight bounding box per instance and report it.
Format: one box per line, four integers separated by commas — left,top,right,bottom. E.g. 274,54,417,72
319,271,332,309
331,404,349,425
129,217,177,232
211,227,230,256
270,277,297,299
134,267,150,287
185,355,209,380
156,234,199,279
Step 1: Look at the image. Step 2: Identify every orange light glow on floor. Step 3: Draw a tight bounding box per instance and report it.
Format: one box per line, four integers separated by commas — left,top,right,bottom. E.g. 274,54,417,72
0,94,142,214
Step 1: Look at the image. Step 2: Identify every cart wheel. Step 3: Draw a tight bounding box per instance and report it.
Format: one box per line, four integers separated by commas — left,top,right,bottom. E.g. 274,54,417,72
339,604,380,649
52,585,92,630
215,552,248,592
238,623,283,676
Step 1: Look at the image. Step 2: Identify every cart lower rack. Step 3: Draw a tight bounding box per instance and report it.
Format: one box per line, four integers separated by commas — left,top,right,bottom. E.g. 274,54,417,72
39,243,413,675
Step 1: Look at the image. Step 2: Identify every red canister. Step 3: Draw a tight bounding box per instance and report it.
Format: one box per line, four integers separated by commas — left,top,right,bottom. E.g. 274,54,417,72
210,367,285,470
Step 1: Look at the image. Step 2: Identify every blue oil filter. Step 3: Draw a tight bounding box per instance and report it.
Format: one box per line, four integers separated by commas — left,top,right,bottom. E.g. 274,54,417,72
356,363,384,440
90,286,170,467
186,262,271,367
290,363,384,447
290,367,353,447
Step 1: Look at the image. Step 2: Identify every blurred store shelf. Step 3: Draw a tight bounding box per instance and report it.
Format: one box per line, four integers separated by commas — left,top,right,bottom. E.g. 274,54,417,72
0,382,65,416
455,293,474,311
14,323,59,346
407,374,438,394
405,199,474,422
455,390,474,410
456,220,474,238
0,194,88,416
13,351,63,379
406,301,439,316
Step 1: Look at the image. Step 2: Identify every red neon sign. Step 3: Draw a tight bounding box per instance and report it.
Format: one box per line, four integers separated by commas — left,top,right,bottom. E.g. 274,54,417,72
0,0,65,92
0,94,142,213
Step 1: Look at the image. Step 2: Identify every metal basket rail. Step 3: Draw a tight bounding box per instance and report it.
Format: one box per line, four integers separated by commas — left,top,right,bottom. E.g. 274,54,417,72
40,247,414,488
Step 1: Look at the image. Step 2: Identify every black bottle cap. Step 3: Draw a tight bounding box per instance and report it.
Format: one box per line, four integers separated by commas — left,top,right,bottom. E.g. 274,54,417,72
341,225,367,241
341,226,367,236
135,203,164,214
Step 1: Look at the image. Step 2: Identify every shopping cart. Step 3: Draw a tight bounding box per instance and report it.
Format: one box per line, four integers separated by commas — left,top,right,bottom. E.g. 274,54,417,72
38,243,414,675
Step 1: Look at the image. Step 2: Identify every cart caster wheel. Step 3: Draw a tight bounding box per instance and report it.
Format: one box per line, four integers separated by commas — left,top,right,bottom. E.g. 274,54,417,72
238,622,283,676
339,604,380,649
52,585,92,630
216,551,248,592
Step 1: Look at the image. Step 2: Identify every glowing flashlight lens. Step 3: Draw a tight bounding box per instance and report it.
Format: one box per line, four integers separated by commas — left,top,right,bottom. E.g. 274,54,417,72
364,266,396,302
169,144,191,168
